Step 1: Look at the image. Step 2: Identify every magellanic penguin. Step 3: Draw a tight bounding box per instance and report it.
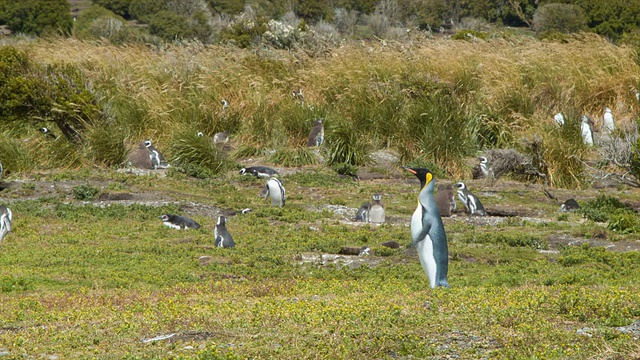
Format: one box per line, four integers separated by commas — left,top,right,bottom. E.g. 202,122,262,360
265,177,286,207
214,216,235,248
0,204,13,242
455,182,487,216
158,214,201,230
554,112,565,126
40,127,58,140
307,118,324,147
292,87,304,102
603,107,615,134
560,198,580,212
368,194,385,223
144,140,171,169
403,166,449,289
477,156,493,180
435,184,456,217
581,115,594,146
221,99,229,110
355,202,371,222
239,166,278,179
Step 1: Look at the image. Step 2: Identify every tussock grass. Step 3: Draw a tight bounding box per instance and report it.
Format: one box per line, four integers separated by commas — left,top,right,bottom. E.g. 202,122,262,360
10,34,640,182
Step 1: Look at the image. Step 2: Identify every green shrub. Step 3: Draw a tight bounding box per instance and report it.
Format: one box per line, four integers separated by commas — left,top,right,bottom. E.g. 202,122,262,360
147,10,194,40
128,0,166,21
268,146,318,167
325,121,371,167
170,131,233,178
73,184,100,200
84,123,129,167
1,0,72,36
0,134,35,174
532,4,587,35
75,5,144,43
219,15,268,48
91,0,132,18
580,195,631,223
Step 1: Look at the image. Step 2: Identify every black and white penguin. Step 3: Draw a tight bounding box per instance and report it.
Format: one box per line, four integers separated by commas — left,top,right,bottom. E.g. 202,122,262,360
603,107,615,134
554,112,565,126
455,182,486,216
355,202,370,222
435,184,456,217
0,161,3,180
40,127,58,140
214,216,235,248
307,118,324,147
292,87,304,101
560,198,580,212
144,140,171,170
239,166,278,179
0,204,13,242
158,214,201,230
478,156,494,180
265,177,286,207
581,115,594,146
403,166,449,288
221,99,229,110
368,194,385,223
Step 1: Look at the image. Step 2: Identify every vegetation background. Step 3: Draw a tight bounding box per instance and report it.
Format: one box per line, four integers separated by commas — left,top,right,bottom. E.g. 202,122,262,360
0,0,639,359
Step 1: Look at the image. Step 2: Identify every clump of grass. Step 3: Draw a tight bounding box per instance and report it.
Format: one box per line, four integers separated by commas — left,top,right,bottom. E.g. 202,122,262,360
72,184,100,200
459,232,548,249
0,133,36,174
267,146,317,167
169,131,234,178
581,195,631,222
83,122,129,167
325,120,371,167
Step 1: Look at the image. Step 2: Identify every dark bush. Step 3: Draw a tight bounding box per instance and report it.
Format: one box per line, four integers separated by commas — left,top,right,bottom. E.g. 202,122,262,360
147,10,194,40
533,3,587,34
128,0,167,21
91,0,132,19
0,0,72,36
74,5,144,44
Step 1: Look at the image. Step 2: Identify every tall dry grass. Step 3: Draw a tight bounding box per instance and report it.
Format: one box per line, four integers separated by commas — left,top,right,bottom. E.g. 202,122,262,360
11,34,640,186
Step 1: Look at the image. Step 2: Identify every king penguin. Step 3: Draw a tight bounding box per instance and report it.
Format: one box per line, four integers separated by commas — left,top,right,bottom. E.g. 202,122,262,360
0,204,13,242
214,216,235,248
603,107,615,134
158,214,201,230
581,115,594,146
368,194,385,223
239,166,278,179
455,182,487,216
403,166,449,288
435,184,456,217
307,118,324,147
144,140,171,169
265,177,286,207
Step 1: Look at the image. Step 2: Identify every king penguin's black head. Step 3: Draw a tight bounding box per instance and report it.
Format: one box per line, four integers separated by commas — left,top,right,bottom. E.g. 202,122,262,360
402,166,433,190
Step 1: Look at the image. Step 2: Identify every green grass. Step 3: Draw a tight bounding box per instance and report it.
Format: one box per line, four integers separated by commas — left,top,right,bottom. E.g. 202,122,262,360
0,169,639,359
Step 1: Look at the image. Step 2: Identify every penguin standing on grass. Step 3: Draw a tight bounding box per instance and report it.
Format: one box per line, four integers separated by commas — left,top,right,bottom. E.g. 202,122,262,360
355,202,371,222
144,140,171,170
307,119,324,147
455,182,486,216
265,177,286,207
435,184,456,217
214,216,235,248
403,166,449,288
158,214,201,230
581,115,594,146
368,194,385,223
0,205,13,242
603,107,615,134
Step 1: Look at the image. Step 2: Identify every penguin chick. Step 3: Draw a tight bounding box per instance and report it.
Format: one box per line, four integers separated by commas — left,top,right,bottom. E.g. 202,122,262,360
213,131,230,144
214,216,235,248
435,184,456,217
158,214,201,230
368,194,385,223
307,118,324,147
265,177,286,207
403,166,449,288
0,204,13,242
455,182,486,216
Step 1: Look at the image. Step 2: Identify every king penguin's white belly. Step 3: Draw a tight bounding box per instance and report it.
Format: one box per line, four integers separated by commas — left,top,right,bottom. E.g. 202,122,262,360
411,204,437,288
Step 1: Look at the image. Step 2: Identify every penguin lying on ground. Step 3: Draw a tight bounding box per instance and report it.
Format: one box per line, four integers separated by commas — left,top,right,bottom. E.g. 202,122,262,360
239,166,278,179
158,214,201,230
214,216,235,248
403,166,449,288
560,199,580,212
